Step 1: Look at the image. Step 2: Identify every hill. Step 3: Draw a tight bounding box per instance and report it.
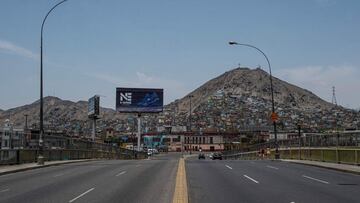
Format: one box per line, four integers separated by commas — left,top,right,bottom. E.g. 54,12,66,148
0,96,124,130
169,67,333,112
1,68,359,132
165,67,359,131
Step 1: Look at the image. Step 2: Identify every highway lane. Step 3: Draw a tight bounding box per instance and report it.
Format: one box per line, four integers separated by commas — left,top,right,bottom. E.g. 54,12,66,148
0,153,179,203
186,158,360,203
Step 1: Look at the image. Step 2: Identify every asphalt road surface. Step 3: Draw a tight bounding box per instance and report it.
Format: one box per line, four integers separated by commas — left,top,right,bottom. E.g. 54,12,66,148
186,157,360,203
1,153,360,203
0,153,179,203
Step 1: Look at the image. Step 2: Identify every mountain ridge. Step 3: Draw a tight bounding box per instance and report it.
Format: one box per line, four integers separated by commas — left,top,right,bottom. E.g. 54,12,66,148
168,67,333,113
1,67,358,132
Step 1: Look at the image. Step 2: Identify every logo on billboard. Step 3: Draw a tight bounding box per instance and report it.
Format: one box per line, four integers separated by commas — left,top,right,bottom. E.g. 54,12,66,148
116,88,163,113
120,92,132,104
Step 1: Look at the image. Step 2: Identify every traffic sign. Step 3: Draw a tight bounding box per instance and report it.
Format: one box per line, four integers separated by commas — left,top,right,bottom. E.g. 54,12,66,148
271,112,279,122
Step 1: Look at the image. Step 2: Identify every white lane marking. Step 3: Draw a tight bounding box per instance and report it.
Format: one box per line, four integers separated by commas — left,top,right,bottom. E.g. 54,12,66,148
225,165,233,170
302,175,329,184
290,202,295,203
69,188,95,203
0,188,10,193
135,164,141,167
53,173,65,177
243,175,259,184
266,165,279,170
116,171,127,177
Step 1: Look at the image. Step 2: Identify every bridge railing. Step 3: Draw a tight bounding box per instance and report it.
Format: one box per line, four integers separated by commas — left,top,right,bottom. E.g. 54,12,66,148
224,131,360,155
223,148,360,165
0,148,147,165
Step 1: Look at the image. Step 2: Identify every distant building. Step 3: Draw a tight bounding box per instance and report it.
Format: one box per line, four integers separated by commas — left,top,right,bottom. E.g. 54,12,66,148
0,119,25,149
184,134,224,151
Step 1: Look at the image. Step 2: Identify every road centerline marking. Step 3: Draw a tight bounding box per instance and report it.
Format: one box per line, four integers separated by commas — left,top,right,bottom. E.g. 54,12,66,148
225,165,233,170
266,165,279,170
243,175,259,184
69,187,95,203
116,171,126,176
0,188,10,193
172,158,188,203
302,175,329,184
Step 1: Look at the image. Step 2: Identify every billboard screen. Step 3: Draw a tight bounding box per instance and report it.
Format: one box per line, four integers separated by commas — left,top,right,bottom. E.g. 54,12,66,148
116,88,163,113
88,95,100,117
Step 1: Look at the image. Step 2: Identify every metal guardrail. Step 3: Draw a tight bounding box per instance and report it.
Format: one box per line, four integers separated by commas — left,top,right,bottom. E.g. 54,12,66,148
0,149,147,165
224,148,360,165
224,132,360,156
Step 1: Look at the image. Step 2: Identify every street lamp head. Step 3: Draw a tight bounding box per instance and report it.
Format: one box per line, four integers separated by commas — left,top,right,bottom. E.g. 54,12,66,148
228,41,238,45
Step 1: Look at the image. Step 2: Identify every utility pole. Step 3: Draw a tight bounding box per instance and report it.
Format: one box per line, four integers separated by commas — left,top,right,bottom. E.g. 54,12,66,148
137,113,142,152
24,114,28,130
189,95,194,132
188,95,194,154
298,123,301,160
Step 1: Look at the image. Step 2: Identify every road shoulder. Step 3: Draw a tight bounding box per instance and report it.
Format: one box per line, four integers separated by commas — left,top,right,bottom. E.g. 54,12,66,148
0,159,98,176
280,159,360,175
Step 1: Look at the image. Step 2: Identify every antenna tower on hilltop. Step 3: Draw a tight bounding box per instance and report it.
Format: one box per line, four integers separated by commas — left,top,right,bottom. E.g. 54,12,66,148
332,86,337,106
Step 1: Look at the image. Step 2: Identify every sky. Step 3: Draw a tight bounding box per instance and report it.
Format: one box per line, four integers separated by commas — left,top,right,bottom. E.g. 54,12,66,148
1,0,360,110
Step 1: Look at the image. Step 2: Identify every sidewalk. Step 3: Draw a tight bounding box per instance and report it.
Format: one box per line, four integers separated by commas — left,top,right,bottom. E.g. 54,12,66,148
0,159,97,176
281,159,360,175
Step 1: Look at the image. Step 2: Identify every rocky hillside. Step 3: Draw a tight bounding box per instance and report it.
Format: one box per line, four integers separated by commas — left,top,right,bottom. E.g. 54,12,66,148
0,96,124,129
169,67,333,113
1,68,359,132
165,67,359,131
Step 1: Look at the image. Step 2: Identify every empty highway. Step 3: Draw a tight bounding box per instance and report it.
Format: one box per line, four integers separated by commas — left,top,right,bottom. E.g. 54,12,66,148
0,154,179,203
186,157,360,203
1,153,360,203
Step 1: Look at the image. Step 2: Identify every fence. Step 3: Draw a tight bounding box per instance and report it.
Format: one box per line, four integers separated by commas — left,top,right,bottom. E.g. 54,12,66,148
224,131,360,155
0,148,147,165
224,148,360,165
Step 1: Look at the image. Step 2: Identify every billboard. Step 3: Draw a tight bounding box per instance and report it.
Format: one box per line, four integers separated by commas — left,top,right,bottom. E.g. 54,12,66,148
116,88,163,113
88,95,100,117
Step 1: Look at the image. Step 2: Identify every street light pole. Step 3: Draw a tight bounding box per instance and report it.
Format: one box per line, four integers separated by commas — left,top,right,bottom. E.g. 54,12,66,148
189,95,194,132
228,41,280,159
38,0,68,165
188,95,194,154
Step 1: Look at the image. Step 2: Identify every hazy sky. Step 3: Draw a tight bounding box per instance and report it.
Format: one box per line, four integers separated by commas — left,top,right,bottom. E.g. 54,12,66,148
1,0,359,110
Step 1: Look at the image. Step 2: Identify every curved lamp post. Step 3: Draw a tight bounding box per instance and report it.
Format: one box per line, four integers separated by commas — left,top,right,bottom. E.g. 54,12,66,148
228,41,280,159
38,0,69,165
